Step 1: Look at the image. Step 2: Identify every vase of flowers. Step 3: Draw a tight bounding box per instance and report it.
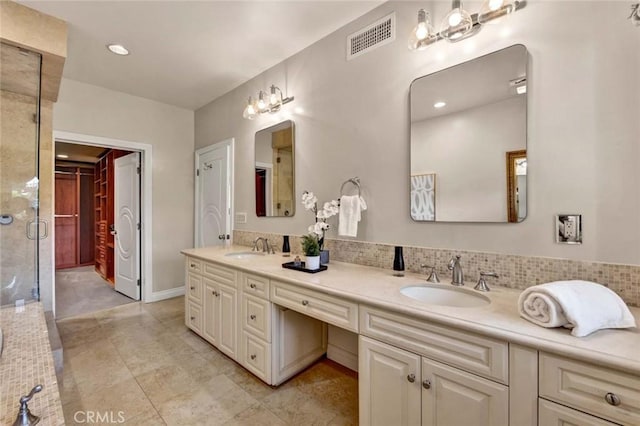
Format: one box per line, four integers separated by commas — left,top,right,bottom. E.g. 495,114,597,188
301,233,321,270
302,191,339,265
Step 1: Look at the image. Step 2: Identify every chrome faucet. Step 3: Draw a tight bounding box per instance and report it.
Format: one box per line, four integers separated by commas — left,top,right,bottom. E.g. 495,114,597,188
475,272,498,292
253,237,275,254
252,237,266,252
447,255,464,286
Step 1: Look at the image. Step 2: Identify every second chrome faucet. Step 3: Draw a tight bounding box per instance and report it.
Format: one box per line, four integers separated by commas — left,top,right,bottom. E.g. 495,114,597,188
447,255,464,286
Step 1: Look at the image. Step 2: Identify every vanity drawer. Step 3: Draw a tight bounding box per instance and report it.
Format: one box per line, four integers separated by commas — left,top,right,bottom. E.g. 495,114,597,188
242,293,272,342
271,280,358,332
241,330,271,384
539,399,620,426
186,257,201,273
187,272,202,303
242,273,270,299
202,261,236,287
539,353,640,425
360,305,509,384
186,301,202,334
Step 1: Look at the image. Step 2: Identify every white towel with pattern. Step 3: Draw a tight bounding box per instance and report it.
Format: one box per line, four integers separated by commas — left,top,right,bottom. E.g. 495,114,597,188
518,280,636,337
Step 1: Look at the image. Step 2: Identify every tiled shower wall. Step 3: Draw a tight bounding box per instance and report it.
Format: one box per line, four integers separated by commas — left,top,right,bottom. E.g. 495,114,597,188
234,230,640,307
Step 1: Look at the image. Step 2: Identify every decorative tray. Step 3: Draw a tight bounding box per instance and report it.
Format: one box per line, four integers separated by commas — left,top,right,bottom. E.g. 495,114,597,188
282,261,328,274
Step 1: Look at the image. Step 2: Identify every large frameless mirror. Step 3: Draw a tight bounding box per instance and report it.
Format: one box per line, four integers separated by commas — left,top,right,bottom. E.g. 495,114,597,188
255,120,295,217
410,44,528,223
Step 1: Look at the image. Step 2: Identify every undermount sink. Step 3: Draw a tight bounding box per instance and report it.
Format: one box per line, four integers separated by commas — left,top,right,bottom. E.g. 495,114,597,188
224,251,265,259
400,284,490,308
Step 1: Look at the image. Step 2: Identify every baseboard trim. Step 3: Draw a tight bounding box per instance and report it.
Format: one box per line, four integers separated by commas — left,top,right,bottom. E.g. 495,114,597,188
147,286,184,303
327,343,358,372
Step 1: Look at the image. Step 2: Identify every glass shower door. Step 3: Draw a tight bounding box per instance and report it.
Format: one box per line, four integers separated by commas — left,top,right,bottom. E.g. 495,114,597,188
0,42,42,306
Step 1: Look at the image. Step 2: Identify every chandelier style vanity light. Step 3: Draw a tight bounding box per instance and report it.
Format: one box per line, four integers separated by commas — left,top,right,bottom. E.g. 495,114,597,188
409,0,524,51
242,85,294,120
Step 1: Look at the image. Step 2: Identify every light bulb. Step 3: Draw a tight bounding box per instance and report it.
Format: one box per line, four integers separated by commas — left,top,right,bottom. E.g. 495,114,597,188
478,0,517,24
440,1,473,42
489,0,504,11
257,91,267,111
408,9,437,51
269,85,282,112
448,10,462,26
242,97,256,120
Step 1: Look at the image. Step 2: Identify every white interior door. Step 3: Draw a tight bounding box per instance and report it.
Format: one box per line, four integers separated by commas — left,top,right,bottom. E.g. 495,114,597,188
114,152,140,300
196,141,232,248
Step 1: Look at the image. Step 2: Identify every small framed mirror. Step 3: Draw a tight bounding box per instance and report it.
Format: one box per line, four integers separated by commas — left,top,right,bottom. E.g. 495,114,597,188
410,44,528,223
255,120,295,217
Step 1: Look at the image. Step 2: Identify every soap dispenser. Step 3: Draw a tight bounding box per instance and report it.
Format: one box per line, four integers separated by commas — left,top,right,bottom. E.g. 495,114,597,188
393,246,405,277
282,235,290,257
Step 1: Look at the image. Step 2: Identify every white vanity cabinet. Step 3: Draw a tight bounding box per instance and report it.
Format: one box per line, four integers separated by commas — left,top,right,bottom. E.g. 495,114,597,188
240,273,327,385
359,308,509,426
360,336,508,426
187,257,238,359
184,257,326,386
539,353,640,425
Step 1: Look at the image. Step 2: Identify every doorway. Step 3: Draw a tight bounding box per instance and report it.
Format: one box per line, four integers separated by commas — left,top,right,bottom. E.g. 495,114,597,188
195,139,234,248
54,143,140,318
52,131,153,318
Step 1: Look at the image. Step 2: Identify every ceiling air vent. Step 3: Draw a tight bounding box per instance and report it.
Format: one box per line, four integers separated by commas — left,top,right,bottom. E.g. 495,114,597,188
347,12,395,61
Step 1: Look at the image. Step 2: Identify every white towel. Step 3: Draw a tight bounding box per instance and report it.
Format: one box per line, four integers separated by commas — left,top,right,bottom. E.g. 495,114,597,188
338,195,366,237
518,280,636,337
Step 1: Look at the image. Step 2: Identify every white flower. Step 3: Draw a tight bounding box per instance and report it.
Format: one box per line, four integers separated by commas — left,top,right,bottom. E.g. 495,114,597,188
309,221,329,237
301,191,317,211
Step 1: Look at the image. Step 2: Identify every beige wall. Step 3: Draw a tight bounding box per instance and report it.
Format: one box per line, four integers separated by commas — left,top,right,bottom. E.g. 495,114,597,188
53,78,195,294
195,1,640,265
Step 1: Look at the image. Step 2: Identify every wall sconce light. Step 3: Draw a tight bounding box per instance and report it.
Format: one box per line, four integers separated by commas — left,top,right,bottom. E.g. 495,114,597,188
242,85,294,120
408,0,525,51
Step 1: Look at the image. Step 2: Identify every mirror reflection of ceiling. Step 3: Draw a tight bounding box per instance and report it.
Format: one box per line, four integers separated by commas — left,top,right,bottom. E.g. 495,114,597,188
22,1,382,109
55,142,107,164
0,43,41,98
411,45,527,122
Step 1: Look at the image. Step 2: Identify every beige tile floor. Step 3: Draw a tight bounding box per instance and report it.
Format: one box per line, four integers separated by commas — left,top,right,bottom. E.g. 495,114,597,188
57,296,358,425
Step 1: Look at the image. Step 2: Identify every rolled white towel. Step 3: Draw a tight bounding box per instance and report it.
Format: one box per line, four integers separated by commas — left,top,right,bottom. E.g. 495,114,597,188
518,280,636,337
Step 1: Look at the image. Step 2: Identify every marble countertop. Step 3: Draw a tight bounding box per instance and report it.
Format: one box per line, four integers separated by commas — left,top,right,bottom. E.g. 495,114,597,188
0,302,64,426
182,245,640,375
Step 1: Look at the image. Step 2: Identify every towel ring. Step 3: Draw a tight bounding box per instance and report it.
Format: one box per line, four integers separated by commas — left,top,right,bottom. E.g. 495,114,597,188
339,177,361,198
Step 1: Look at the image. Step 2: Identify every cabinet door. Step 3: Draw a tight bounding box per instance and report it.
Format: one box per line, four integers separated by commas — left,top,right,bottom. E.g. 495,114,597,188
218,283,237,359
359,336,421,426
202,278,218,345
421,358,508,426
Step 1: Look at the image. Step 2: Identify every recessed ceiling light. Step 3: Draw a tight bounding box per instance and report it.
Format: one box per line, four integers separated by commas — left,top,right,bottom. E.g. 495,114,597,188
56,154,69,159
107,44,129,56
433,101,446,108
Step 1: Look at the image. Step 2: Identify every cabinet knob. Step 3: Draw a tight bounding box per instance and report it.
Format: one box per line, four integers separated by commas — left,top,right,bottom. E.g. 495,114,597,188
407,374,416,383
302,300,309,306
422,379,431,389
250,354,257,360
249,283,256,289
190,263,196,268
250,314,256,320
190,286,195,290
215,291,219,297
605,392,621,406
190,316,195,321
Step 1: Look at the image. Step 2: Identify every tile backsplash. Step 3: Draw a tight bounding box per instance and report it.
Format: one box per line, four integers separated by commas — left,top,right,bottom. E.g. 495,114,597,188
234,230,640,307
